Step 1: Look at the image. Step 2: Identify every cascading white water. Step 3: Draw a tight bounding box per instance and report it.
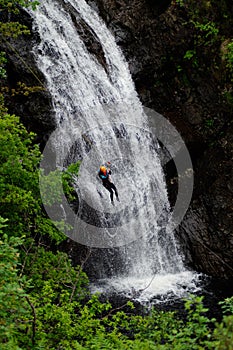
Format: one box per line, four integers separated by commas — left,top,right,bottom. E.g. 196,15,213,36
31,0,200,303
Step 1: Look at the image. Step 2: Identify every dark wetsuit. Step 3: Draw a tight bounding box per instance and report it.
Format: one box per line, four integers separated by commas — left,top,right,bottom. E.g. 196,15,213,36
98,170,119,203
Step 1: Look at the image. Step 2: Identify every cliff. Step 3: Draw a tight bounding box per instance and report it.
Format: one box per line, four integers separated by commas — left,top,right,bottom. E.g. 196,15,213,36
1,0,233,277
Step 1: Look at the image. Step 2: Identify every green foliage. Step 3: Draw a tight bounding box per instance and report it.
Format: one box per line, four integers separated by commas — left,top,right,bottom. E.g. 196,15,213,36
0,218,31,349
214,298,233,348
62,161,81,200
23,247,88,299
205,118,214,128
0,216,90,350
183,49,198,67
129,308,181,345
193,21,219,46
224,40,233,81
39,160,80,241
183,21,219,68
0,0,39,13
1,1,233,349
219,296,233,315
36,216,68,244
0,0,39,43
176,1,222,73
184,49,196,60
0,0,40,95
39,169,64,207
40,161,80,206
1,83,45,100
226,40,233,66
8,82,44,97
0,110,68,244
168,295,216,349
1,100,233,350
20,247,89,349
223,90,233,106
213,316,233,350
174,0,184,7
0,113,41,237
0,52,7,79
0,22,30,38
0,94,7,114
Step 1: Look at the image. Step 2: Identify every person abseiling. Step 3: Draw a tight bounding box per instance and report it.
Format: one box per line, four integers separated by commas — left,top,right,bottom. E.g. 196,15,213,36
98,162,119,205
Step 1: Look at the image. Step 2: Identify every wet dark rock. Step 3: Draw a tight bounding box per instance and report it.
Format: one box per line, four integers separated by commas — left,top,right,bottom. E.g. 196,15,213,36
185,126,233,277
2,1,233,278
88,0,233,278
0,8,56,147
61,1,109,73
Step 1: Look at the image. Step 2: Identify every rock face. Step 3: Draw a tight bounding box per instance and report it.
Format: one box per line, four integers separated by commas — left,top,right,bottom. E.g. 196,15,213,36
2,1,233,277
182,125,233,277
87,0,233,278
0,9,56,147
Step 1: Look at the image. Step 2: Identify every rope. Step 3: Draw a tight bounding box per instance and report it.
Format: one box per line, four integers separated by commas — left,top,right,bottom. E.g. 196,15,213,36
2,36,45,88
139,274,156,294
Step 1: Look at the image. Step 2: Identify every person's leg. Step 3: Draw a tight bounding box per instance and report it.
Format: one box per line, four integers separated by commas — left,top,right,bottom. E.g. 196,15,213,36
110,183,119,200
103,182,114,203
109,189,114,203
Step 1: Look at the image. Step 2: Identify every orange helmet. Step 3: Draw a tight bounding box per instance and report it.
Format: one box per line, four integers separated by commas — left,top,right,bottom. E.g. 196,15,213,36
100,165,107,175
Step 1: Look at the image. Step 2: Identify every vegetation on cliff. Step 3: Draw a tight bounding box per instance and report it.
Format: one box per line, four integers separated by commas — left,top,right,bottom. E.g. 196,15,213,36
173,0,233,108
0,0,233,349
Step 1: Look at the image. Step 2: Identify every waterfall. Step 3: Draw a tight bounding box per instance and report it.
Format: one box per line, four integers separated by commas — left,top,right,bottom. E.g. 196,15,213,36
30,0,200,303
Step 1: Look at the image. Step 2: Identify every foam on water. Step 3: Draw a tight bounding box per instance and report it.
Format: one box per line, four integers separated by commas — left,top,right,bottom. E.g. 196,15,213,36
91,272,202,305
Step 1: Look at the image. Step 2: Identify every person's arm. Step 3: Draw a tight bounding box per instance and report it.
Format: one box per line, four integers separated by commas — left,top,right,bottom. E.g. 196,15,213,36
106,161,111,174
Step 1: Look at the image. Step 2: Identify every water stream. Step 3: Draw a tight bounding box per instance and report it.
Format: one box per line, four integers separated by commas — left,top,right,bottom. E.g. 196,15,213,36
30,0,201,304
